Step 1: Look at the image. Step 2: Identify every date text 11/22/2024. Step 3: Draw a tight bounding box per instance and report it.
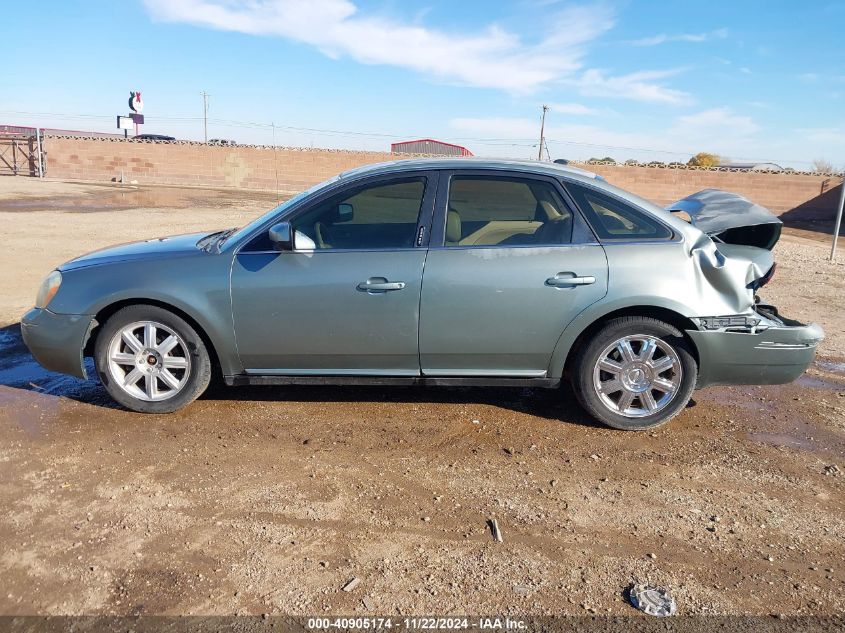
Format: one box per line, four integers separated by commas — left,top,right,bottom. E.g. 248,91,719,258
306,617,527,630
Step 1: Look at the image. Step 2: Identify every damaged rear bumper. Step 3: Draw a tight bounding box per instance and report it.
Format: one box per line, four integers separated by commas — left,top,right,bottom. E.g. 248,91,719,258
688,305,824,389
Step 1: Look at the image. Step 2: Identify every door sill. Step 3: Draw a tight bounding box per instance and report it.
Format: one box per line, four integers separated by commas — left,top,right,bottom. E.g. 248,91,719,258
224,375,560,389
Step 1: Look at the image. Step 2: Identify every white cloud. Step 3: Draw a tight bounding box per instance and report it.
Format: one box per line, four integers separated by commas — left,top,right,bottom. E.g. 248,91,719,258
798,127,845,144
548,102,603,115
630,28,728,47
570,69,692,105
451,117,541,139
672,108,759,138
449,115,684,162
142,0,615,94
449,110,766,163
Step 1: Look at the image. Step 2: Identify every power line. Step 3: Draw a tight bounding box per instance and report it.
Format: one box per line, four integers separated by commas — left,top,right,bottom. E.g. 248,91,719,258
0,108,820,166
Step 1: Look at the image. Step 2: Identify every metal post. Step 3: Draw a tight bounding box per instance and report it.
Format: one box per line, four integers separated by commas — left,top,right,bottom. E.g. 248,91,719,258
35,128,43,178
200,91,209,143
830,173,845,261
272,122,280,203
537,105,549,161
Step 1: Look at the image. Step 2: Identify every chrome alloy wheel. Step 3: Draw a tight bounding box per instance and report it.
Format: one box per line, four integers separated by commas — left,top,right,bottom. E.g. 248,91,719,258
591,334,682,418
106,321,191,402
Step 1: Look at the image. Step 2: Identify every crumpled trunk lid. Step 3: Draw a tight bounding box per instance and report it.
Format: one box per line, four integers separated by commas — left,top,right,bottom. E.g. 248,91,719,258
667,189,782,250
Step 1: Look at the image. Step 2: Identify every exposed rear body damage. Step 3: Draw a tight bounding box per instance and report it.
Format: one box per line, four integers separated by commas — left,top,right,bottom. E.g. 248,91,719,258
665,189,821,387
667,188,782,250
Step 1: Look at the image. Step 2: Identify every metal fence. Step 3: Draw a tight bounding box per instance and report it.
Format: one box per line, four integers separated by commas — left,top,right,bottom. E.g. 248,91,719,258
0,132,44,176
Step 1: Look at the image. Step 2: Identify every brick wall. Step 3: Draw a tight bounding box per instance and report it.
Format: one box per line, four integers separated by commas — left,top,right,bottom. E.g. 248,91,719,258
43,136,843,216
584,163,841,214
44,136,402,194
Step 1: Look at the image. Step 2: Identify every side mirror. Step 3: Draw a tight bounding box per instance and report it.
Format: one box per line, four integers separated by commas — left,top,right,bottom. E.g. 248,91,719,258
337,203,354,222
268,221,293,251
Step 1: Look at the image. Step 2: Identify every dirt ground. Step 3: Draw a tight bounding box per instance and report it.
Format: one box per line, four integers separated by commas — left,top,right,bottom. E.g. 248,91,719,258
0,177,843,617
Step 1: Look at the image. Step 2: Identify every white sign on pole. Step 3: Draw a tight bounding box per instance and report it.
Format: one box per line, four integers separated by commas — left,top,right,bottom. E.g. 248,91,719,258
117,116,133,130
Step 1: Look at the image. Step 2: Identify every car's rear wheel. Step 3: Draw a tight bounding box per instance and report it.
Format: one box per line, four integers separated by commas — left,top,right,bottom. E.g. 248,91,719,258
94,305,211,413
572,317,697,430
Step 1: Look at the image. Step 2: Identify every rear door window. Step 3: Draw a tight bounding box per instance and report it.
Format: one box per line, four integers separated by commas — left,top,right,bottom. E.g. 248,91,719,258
443,176,573,247
565,183,672,240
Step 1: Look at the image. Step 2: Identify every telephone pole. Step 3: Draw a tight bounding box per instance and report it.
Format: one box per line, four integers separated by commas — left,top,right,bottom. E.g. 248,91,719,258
538,104,549,161
200,91,210,143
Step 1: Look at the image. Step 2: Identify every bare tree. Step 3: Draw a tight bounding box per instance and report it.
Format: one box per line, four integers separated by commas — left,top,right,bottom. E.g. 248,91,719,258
812,158,835,173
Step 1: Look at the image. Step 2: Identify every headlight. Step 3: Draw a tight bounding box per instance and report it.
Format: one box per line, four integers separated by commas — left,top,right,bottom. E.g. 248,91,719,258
35,270,62,309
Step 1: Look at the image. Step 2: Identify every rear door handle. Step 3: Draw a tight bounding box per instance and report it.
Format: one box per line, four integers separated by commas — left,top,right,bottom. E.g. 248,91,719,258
546,273,596,287
357,278,406,293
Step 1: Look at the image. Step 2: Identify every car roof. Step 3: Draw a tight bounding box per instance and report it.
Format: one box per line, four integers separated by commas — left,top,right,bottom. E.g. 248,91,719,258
337,157,603,183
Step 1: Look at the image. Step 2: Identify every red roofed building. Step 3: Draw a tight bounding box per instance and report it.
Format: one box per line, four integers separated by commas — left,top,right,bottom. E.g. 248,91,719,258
390,138,473,157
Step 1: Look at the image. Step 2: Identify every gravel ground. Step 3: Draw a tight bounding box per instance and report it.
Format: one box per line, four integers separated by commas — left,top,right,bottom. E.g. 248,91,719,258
0,178,842,617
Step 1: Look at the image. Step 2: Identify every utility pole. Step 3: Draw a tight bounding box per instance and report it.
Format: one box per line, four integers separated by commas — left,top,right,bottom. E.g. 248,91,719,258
200,91,210,143
272,121,280,203
538,104,549,161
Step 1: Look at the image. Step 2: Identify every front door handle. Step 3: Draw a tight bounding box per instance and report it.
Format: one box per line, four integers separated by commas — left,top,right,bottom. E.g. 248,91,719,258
546,273,596,288
357,277,406,293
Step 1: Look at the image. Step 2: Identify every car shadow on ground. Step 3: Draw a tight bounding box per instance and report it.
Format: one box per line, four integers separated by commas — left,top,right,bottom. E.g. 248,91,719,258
200,380,606,429
0,323,607,429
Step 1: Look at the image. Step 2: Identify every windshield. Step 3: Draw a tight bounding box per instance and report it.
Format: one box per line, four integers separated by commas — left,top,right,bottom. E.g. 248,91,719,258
221,176,342,248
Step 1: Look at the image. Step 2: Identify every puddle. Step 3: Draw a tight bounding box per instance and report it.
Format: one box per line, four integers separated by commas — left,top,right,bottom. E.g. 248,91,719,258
0,324,106,403
815,359,845,374
747,431,818,451
744,405,845,457
0,185,285,214
796,374,845,391
706,386,778,414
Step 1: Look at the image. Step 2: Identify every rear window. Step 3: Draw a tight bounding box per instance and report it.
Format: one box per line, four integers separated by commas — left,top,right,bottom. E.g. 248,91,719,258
566,183,672,241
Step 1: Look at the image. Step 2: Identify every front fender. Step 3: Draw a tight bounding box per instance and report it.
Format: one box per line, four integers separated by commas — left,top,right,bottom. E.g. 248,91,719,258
46,254,243,376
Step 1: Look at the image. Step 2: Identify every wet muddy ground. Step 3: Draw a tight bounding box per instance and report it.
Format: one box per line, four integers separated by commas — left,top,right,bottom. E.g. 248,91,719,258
0,178,843,616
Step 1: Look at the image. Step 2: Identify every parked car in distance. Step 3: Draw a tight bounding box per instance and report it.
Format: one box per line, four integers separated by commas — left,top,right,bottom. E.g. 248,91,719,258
21,159,823,430
134,134,176,141
209,139,236,146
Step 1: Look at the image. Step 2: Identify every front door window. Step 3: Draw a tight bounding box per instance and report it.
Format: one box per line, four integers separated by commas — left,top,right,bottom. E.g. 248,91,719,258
292,178,426,250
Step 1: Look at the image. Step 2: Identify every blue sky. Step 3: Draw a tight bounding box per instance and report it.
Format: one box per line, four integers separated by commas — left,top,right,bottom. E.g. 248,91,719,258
3,0,844,168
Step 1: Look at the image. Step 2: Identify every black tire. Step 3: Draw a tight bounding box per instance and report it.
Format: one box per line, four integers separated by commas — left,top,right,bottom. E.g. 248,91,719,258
572,316,697,430
94,305,212,413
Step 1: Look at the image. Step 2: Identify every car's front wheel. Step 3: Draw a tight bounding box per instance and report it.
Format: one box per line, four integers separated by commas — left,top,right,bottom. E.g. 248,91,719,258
94,305,212,413
572,316,697,430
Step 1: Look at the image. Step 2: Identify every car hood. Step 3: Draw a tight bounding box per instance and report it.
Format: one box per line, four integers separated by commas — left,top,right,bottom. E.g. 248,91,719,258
58,232,210,272
666,189,782,250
